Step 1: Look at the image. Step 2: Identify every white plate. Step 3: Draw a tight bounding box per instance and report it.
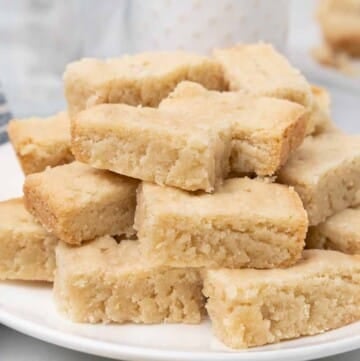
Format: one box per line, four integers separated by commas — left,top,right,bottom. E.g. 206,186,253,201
1,142,360,361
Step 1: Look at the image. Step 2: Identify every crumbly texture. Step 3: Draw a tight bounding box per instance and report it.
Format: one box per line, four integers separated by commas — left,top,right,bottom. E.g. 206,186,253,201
214,43,313,108
307,85,336,135
64,51,226,115
7,112,73,174
203,249,360,349
54,236,205,324
307,206,360,253
71,103,232,192
277,133,360,225
23,162,138,245
317,0,360,57
0,198,57,281
160,82,307,176
134,178,308,268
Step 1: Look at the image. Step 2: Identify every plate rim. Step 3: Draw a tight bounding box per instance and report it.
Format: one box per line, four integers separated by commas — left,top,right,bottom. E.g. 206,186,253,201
2,304,360,361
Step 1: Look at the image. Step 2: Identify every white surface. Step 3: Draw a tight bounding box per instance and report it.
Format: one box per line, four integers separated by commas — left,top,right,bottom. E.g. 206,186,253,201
129,0,288,53
2,327,360,361
0,326,111,361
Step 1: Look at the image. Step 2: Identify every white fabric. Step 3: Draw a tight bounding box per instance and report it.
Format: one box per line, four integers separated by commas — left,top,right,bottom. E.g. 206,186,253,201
0,0,288,117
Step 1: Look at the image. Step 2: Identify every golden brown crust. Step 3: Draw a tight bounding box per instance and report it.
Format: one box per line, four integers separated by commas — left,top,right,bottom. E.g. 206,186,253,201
204,249,360,348
64,51,226,115
71,103,232,192
0,198,57,281
214,43,313,107
307,206,360,253
278,133,360,225
135,178,308,269
7,112,73,174
161,82,308,176
23,162,138,245
54,237,205,324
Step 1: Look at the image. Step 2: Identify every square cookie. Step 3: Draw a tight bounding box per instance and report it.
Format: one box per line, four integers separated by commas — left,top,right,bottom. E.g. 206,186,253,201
54,236,205,324
135,178,308,268
278,133,360,225
71,103,232,192
307,206,360,253
214,43,313,108
23,162,138,244
160,81,307,176
64,51,225,114
0,198,57,281
307,85,335,135
7,112,73,174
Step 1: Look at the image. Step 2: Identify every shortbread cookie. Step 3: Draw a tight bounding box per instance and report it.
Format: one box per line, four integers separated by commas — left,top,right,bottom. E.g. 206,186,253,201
54,236,204,324
307,85,335,135
0,198,57,281
214,43,313,107
23,162,138,245
64,51,225,115
71,103,231,192
160,82,307,176
7,112,73,174
317,0,360,57
307,206,360,253
135,178,308,268
278,133,360,225
312,43,360,76
203,250,360,348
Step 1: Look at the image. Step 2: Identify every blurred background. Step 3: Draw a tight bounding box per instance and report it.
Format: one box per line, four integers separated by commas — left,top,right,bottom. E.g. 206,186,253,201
0,0,359,131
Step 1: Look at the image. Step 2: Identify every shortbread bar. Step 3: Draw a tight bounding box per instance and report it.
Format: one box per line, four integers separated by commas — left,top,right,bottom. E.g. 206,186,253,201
54,236,204,324
23,162,138,245
307,206,360,253
278,133,360,225
7,112,73,174
307,85,335,135
160,82,307,176
71,103,231,192
203,249,360,348
0,198,57,281
135,178,308,268
64,51,225,115
214,43,313,107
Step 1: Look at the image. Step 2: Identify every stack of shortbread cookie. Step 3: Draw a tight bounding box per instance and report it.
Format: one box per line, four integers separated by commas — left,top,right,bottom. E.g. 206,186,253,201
2,43,360,349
